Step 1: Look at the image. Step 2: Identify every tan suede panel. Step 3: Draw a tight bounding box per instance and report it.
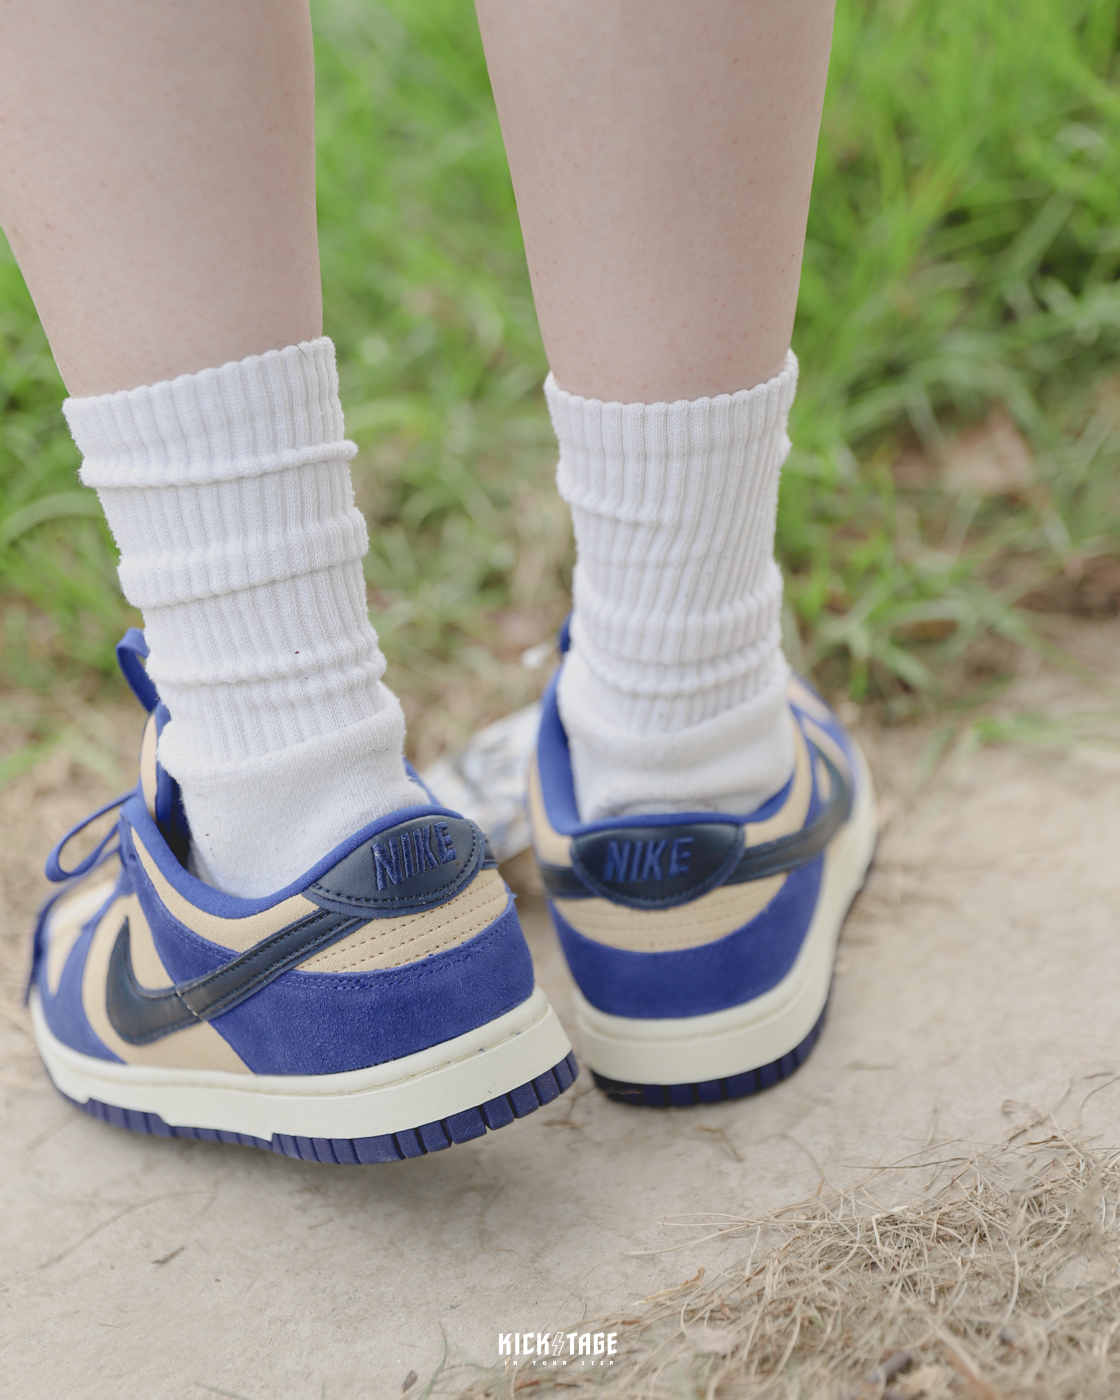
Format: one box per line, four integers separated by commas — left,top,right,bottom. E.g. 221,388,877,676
745,721,812,845
527,754,574,867
788,673,835,724
133,833,319,953
81,892,249,1072
299,868,509,972
45,867,120,995
554,872,786,951
139,713,158,817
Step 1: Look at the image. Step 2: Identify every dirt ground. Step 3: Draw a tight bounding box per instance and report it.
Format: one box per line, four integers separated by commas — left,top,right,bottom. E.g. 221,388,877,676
1,620,1118,1399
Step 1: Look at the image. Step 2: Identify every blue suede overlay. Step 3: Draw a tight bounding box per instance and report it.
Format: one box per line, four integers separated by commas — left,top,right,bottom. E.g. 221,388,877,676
41,914,122,1062
200,901,532,1074
27,881,70,1002
117,820,533,1074
550,857,823,1018
537,669,861,1019
536,671,579,831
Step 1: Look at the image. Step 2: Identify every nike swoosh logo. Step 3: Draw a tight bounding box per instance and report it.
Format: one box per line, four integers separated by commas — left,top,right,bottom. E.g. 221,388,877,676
105,906,362,1046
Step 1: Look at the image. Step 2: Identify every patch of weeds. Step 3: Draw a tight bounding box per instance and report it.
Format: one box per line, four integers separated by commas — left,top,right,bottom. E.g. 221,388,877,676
2,0,1120,763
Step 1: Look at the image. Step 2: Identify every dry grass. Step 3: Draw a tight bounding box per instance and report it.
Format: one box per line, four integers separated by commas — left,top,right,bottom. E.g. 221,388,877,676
442,1111,1120,1400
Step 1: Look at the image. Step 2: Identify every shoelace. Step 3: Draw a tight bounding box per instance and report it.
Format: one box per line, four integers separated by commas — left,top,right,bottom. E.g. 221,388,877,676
44,792,129,883
44,628,167,885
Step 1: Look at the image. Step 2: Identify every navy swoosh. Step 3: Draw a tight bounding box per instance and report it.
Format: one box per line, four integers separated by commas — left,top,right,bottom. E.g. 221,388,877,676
106,907,362,1046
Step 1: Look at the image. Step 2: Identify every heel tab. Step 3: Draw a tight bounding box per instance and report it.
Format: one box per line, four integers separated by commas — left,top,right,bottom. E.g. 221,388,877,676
306,812,487,917
116,629,159,713
569,821,745,910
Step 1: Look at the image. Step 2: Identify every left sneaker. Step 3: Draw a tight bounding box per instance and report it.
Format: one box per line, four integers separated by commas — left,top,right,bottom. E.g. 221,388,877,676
527,665,877,1106
26,630,576,1162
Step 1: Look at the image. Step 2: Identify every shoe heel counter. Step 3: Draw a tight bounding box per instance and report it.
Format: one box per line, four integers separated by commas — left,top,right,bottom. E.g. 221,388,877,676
205,887,537,1076
548,856,823,1020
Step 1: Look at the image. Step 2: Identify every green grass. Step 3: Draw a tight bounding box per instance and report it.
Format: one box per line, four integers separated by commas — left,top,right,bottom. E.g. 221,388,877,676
1,0,1119,753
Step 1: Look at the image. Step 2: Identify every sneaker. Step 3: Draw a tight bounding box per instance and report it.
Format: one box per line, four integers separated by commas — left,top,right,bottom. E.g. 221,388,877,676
527,658,876,1107
27,629,576,1163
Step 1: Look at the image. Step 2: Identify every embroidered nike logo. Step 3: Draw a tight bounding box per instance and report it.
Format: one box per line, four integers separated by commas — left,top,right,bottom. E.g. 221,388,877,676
601,837,693,883
105,907,362,1045
370,819,457,889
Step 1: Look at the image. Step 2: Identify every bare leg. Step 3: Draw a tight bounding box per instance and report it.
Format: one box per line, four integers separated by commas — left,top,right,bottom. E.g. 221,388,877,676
0,0,320,396
475,0,834,402
0,2,418,897
478,1,835,821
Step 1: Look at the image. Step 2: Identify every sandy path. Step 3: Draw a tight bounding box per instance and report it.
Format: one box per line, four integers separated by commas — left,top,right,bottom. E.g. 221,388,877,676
1,620,1117,1399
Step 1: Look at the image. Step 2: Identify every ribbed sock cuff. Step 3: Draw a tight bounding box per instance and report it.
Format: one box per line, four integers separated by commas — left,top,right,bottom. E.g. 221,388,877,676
65,337,353,488
547,354,799,820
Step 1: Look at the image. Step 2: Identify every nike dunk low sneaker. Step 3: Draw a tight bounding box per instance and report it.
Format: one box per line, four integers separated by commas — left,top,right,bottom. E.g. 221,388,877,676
528,660,875,1107
28,630,576,1162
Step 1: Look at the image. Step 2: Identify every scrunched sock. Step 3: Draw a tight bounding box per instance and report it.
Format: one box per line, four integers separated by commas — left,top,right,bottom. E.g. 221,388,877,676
65,337,421,896
546,352,799,821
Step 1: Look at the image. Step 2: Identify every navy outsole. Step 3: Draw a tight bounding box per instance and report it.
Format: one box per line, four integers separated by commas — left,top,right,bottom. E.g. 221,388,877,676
58,1051,578,1164
591,1002,827,1107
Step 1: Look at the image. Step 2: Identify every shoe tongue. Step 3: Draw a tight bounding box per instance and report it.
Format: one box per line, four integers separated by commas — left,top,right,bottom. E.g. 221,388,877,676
138,704,191,865
119,627,192,867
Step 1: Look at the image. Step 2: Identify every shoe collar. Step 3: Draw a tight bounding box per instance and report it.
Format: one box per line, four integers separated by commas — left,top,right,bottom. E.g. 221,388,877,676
535,666,797,840
52,628,485,922
531,667,851,911
120,794,484,919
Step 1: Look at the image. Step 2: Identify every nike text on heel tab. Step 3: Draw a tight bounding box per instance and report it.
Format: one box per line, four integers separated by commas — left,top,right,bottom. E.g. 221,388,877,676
540,742,852,906
307,813,486,916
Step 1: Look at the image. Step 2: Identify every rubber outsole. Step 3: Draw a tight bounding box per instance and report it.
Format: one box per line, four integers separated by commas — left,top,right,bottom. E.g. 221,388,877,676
590,1002,827,1107
56,1050,579,1164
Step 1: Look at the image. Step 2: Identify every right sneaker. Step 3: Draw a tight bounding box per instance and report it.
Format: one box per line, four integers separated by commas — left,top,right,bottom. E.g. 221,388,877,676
528,661,876,1107
27,630,576,1163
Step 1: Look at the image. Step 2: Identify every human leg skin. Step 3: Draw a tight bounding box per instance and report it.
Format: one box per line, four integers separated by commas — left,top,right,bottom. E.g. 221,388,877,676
13,3,577,1148
475,0,834,403
0,0,321,396
482,2,877,1103
0,1,418,895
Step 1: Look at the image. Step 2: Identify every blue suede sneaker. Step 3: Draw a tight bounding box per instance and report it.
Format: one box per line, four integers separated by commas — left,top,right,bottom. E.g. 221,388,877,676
27,631,576,1163
527,660,876,1107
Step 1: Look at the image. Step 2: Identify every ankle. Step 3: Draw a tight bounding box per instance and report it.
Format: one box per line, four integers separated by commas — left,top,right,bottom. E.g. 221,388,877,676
64,339,418,896
547,354,799,821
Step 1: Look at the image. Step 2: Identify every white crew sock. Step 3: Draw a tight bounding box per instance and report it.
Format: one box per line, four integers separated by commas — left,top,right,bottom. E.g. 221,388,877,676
65,338,422,897
546,352,799,822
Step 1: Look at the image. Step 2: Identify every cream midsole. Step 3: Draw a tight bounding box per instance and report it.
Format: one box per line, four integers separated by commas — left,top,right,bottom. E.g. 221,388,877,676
574,742,878,1085
31,986,572,1141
